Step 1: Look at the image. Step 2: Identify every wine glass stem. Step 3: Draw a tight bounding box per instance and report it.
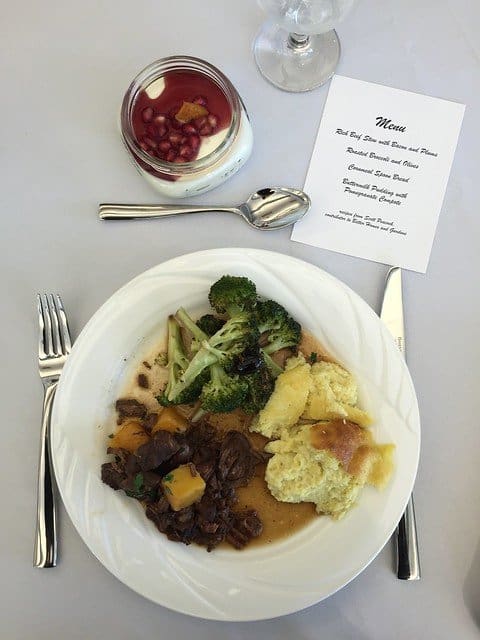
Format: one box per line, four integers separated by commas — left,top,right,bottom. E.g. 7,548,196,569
288,33,311,51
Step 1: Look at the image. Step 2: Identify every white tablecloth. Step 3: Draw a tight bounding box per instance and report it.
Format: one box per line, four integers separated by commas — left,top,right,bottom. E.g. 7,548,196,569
2,1,479,637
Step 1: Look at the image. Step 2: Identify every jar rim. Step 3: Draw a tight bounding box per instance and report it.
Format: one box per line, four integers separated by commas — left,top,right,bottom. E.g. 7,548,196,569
120,56,241,175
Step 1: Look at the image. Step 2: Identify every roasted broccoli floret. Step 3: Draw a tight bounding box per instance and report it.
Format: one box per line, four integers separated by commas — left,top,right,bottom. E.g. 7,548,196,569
200,363,248,413
208,311,259,361
168,312,258,403
208,275,257,317
196,314,225,337
241,362,275,414
256,299,301,354
156,316,206,406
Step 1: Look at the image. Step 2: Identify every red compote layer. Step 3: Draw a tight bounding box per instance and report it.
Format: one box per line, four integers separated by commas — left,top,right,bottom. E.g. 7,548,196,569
131,71,232,165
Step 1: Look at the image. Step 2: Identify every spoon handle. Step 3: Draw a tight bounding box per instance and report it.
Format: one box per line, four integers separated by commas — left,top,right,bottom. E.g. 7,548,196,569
98,203,239,220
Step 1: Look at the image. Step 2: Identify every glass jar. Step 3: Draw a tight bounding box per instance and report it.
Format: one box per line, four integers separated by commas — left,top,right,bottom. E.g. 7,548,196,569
120,56,254,198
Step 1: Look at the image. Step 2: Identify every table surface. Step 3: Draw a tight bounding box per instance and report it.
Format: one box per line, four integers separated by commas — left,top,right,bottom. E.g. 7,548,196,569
2,1,479,638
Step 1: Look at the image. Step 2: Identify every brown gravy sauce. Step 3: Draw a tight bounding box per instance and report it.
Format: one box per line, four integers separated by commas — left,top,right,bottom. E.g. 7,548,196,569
126,330,333,547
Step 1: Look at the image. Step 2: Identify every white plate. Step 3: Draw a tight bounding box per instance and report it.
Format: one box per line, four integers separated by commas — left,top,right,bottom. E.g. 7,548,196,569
51,248,420,621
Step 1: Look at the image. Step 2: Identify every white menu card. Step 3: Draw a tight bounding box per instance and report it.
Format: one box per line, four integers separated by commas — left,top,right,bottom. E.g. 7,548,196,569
291,76,465,272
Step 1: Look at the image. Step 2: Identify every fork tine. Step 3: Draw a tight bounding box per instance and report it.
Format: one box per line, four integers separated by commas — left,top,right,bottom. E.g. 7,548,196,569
47,294,61,356
40,294,54,357
37,295,46,359
54,294,72,355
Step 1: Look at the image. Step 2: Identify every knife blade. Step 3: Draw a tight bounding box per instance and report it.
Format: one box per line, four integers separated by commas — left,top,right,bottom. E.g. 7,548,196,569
380,266,421,581
380,266,405,355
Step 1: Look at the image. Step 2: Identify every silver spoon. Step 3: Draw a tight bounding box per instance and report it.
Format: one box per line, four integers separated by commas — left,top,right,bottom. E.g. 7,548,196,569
98,187,310,230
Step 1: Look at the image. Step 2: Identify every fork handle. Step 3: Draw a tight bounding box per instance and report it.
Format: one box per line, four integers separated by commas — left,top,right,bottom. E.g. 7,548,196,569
34,383,58,568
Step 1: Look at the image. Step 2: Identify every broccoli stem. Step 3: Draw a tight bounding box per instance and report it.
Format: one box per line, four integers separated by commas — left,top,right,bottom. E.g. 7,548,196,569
175,307,208,345
164,315,189,398
209,362,225,386
263,340,292,355
191,406,208,422
261,349,283,378
169,343,217,401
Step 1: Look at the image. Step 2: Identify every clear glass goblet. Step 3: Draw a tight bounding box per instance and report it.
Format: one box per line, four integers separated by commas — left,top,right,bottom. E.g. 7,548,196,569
253,0,357,92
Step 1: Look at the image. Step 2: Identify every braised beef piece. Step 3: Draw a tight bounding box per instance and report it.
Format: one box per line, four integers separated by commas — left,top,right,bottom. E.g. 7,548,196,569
167,438,193,468
137,373,149,389
142,471,163,492
226,510,263,549
218,431,260,486
101,446,135,490
145,497,170,529
136,430,181,471
105,447,141,475
115,398,147,420
101,461,126,490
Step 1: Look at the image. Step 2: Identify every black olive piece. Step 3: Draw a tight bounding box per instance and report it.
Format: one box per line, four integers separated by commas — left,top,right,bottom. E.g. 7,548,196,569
231,345,263,375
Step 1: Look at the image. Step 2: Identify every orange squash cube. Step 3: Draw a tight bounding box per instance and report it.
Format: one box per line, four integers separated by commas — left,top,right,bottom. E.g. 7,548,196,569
110,420,150,452
152,407,189,434
162,464,206,511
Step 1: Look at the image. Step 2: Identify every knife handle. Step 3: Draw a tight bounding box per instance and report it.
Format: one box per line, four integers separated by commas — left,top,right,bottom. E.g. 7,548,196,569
396,494,420,580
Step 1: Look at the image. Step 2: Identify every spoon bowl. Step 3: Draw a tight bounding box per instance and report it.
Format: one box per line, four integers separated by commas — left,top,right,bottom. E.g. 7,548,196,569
98,187,311,230
239,187,310,229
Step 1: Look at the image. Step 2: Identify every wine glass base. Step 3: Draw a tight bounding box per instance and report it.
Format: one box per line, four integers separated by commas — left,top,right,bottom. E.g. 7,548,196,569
253,24,341,92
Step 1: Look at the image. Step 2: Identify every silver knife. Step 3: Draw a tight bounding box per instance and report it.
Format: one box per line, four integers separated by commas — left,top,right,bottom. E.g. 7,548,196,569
380,267,421,580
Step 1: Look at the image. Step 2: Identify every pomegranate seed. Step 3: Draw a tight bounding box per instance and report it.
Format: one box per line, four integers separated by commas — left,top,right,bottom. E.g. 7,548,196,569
143,136,157,149
188,135,200,150
182,123,197,135
157,125,167,138
154,114,167,126
158,140,171,152
207,114,218,129
145,124,157,137
199,124,212,136
139,141,149,152
194,117,207,128
173,157,186,163
141,107,154,123
193,95,207,106
168,132,182,146
179,144,193,159
166,149,177,162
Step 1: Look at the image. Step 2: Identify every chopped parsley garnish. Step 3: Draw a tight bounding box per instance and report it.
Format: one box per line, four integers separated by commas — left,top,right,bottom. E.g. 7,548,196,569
163,473,173,483
309,352,318,364
133,473,144,491
125,473,149,499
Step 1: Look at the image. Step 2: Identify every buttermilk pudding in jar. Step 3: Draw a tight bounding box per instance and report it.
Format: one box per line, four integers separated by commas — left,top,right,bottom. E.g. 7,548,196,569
120,56,253,198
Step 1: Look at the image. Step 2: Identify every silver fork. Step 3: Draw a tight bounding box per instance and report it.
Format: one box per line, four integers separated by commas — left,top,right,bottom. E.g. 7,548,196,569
34,294,72,568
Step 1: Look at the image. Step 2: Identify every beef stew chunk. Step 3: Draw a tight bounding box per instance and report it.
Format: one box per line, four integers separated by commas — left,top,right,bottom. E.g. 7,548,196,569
115,398,147,420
